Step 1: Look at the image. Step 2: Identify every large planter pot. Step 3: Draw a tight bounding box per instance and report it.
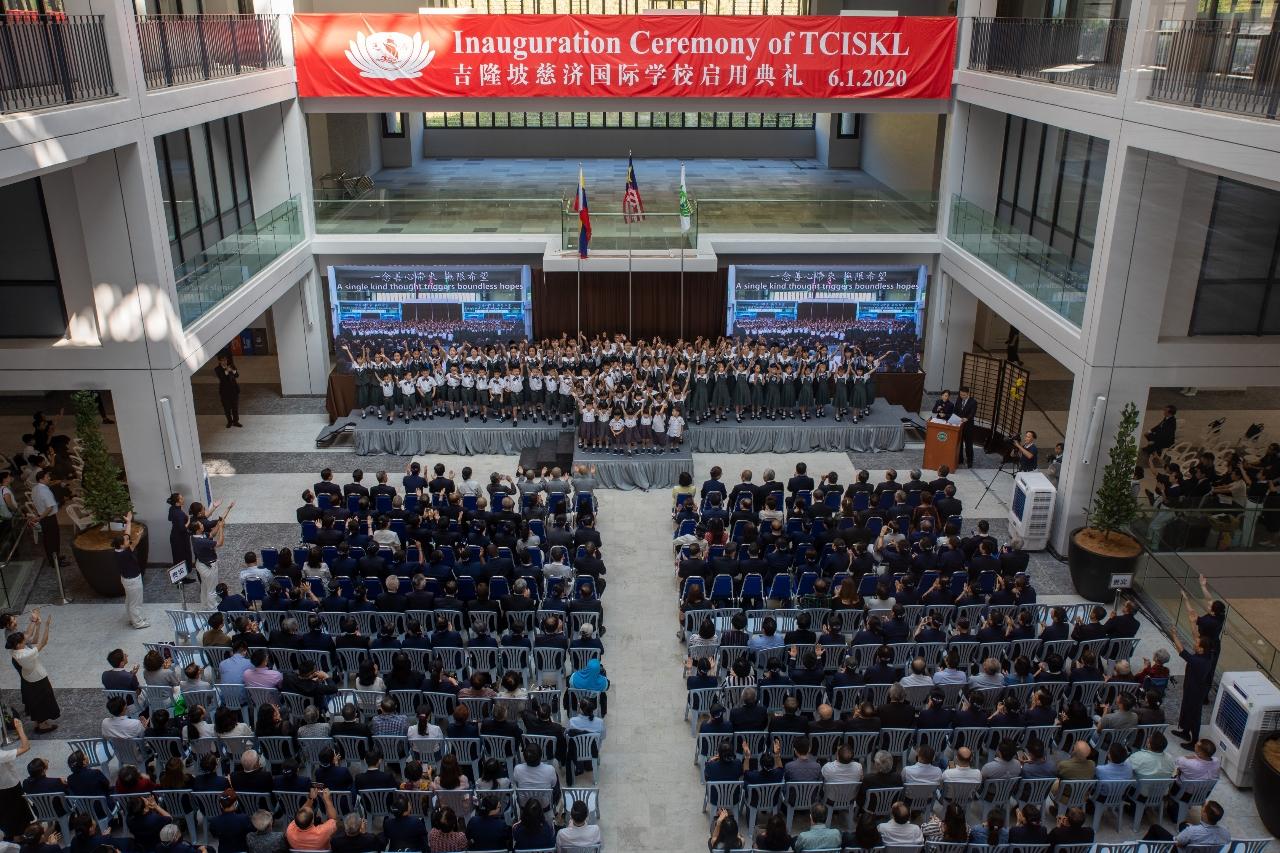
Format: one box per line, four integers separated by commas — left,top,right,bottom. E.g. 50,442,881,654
1067,526,1141,602
1255,733,1280,836
71,522,149,597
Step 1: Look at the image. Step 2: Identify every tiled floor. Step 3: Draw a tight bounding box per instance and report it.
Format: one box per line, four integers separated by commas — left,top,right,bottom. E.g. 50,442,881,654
315,157,937,237
1,357,1274,848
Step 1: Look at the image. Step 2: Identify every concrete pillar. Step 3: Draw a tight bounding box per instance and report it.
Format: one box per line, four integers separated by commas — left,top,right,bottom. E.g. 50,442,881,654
1050,366,1152,553
111,368,205,564
243,103,293,217
272,270,331,396
923,272,979,395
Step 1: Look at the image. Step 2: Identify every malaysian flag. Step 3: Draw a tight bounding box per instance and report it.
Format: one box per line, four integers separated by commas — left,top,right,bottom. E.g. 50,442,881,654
623,153,645,223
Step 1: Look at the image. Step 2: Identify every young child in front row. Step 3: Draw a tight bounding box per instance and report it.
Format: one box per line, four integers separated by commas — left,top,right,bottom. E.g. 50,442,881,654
608,407,626,454
666,406,685,450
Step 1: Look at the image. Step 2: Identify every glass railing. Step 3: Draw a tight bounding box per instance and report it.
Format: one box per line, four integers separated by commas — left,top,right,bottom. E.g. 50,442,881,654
561,207,696,252
175,196,303,328
699,195,938,235
1132,504,1280,553
315,190,938,240
947,195,1089,326
1132,545,1280,681
968,17,1127,94
314,189,562,235
1147,19,1280,120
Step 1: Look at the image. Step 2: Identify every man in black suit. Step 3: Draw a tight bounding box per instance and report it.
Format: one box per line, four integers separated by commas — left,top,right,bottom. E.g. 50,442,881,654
573,516,602,549
955,387,979,468
786,462,815,498
230,751,273,792
755,469,784,511
369,472,397,500
352,748,396,790
374,575,408,612
729,687,770,732
728,470,756,513
314,468,341,499
480,544,515,582
935,485,963,523
297,491,323,524
928,465,955,494
282,660,339,701
405,575,435,611
344,470,369,498
1142,405,1178,463
1104,600,1141,638
427,463,455,496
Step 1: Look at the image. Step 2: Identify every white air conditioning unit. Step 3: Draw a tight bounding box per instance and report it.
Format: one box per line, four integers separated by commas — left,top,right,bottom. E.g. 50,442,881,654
1008,471,1055,551
1205,671,1280,788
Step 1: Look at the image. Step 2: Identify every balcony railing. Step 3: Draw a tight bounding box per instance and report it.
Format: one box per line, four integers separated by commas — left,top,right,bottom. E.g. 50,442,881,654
947,195,1088,326
136,14,283,91
0,14,115,114
315,189,937,240
176,196,302,328
1148,18,1280,120
562,206,697,252
967,17,1127,94
424,0,809,14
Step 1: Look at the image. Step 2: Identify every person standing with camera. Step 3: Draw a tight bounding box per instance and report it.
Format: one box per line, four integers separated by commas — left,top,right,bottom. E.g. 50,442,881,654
1013,430,1039,473
0,715,33,837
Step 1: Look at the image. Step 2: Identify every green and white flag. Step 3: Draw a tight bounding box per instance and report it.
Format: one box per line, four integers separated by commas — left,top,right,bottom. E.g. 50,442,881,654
678,163,691,233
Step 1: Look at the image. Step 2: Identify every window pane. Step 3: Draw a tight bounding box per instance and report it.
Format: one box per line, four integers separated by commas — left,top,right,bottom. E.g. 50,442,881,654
208,121,236,217
187,124,219,237
163,130,198,240
424,112,446,127
1191,281,1268,334
1016,120,1043,214
1201,178,1280,281
228,117,251,205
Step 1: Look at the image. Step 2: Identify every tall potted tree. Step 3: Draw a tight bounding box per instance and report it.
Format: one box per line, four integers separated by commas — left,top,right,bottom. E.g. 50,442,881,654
1068,400,1143,601
69,391,146,595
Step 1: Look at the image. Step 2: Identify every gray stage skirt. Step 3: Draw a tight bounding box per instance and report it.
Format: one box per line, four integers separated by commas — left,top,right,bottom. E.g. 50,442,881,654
579,454,694,491
685,422,905,454
354,423,565,455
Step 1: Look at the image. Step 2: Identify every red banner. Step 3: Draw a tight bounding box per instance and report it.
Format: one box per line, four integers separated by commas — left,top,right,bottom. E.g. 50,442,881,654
292,14,956,99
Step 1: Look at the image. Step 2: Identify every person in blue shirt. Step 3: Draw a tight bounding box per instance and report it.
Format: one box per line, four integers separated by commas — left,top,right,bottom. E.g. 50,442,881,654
381,795,428,851
465,796,512,850
511,799,556,851
747,616,784,653
313,747,354,792
704,741,744,784
217,641,253,685
66,749,111,798
207,791,253,853
215,584,250,613
1096,743,1136,789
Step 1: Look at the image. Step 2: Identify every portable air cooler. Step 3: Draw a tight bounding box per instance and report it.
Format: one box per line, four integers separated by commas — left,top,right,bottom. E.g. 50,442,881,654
1008,471,1055,551
1205,671,1280,787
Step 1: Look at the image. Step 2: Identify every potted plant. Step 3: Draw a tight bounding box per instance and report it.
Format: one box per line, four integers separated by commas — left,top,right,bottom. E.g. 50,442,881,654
68,390,146,595
1067,401,1143,602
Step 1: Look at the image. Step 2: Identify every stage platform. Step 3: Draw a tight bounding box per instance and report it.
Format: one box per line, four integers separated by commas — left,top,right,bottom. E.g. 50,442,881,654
684,404,909,454
574,444,694,492
319,403,908,461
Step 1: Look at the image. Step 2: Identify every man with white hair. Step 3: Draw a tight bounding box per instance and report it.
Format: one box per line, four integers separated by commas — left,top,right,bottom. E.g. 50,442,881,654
246,809,286,853
157,822,206,853
230,749,272,792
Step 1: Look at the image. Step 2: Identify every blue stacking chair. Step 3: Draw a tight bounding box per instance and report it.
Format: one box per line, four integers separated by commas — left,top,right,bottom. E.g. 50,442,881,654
404,494,419,512
347,495,361,514
489,577,510,600
795,572,817,597
858,574,879,596
307,578,325,598
321,546,337,567
767,574,792,604
852,492,870,511
548,493,566,515
363,577,383,598
390,519,407,542
907,490,922,507
245,579,266,604
949,571,969,596
740,574,764,606
317,493,332,510
456,577,476,601
462,495,478,512
946,515,962,530
301,522,317,544
977,571,998,594
376,494,392,513
529,519,546,539
877,491,895,509
676,519,697,538
824,492,841,510
709,574,734,605
337,577,355,598
405,546,420,563
350,547,365,561
261,548,279,569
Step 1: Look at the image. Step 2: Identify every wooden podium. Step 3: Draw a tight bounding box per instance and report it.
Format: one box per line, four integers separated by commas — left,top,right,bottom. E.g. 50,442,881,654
923,420,962,472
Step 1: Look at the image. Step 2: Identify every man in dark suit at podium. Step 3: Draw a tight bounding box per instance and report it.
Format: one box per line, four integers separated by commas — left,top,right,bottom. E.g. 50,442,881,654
955,387,978,469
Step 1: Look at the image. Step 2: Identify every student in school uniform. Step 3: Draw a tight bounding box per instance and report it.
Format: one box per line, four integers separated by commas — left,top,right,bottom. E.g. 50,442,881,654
651,405,668,454
622,404,640,457
639,405,655,455
475,370,490,423
527,368,544,423
445,366,462,419
667,407,686,450
608,408,626,455
397,374,418,421
460,367,476,422
379,374,396,423
577,401,596,451
507,368,524,426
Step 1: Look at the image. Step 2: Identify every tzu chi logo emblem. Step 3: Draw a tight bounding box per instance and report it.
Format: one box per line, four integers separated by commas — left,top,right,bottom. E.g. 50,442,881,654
345,31,435,79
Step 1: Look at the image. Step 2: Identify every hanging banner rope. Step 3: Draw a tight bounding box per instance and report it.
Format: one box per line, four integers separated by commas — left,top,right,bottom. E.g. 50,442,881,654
293,14,957,100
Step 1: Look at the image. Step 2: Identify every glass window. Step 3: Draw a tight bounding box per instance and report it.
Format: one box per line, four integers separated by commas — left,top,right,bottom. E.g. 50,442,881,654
382,112,405,137
155,116,254,267
0,178,66,338
837,113,860,138
1189,177,1280,336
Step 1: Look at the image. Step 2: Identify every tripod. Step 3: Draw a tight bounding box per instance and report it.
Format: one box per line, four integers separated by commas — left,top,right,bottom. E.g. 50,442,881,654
975,453,1018,510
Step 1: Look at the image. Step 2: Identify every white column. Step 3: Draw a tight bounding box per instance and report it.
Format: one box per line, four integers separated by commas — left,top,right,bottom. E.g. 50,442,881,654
272,270,331,396
111,368,205,564
1050,366,1152,553
923,273,979,395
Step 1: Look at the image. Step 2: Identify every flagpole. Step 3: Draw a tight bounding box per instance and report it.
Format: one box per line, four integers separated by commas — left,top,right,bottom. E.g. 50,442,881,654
679,160,686,341
628,150,633,341
577,162,583,339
